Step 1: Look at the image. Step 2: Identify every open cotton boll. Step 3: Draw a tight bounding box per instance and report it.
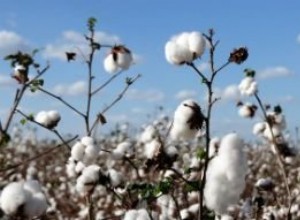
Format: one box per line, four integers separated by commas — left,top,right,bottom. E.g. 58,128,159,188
47,110,61,124
253,122,266,135
107,169,123,187
220,215,234,220
175,32,190,49
71,141,86,161
66,158,77,178
165,41,181,65
81,136,95,146
124,209,138,220
24,192,47,218
170,99,203,141
144,139,161,159
238,105,253,118
35,111,49,126
140,125,158,143
84,145,99,159
238,77,257,96
0,182,31,215
137,209,151,220
116,51,132,69
263,124,282,141
188,32,206,58
111,148,125,160
116,141,133,156
205,133,247,215
104,53,119,73
76,165,101,194
209,137,220,157
75,161,86,174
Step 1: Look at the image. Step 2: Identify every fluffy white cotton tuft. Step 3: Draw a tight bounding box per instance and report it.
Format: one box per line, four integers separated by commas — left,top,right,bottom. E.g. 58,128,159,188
104,53,119,73
144,139,161,159
209,137,220,157
140,125,158,143
71,141,86,161
204,133,247,215
253,122,266,136
107,169,124,187
238,76,257,96
123,209,150,220
76,165,101,194
238,104,255,118
103,46,133,73
165,31,206,65
111,141,133,160
0,182,30,215
35,110,61,128
170,99,203,141
0,180,47,218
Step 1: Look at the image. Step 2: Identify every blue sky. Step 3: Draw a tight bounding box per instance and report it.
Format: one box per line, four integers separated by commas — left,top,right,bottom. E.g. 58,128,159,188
0,0,299,140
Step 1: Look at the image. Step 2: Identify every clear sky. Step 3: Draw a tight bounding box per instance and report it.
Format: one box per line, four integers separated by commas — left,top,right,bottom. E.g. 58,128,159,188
0,0,299,140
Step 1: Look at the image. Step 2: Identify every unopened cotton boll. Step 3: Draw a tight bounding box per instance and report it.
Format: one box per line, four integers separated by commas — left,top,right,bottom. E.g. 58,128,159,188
170,99,204,141
0,182,30,215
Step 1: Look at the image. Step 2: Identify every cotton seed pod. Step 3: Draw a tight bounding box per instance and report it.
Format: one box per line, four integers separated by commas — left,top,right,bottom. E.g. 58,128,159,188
104,53,119,73
13,64,29,84
35,111,49,126
46,110,61,128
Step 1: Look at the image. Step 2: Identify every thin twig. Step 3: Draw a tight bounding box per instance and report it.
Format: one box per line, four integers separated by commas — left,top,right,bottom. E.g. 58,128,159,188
254,92,292,214
91,70,124,96
90,74,141,133
16,109,72,150
38,87,85,118
187,62,209,83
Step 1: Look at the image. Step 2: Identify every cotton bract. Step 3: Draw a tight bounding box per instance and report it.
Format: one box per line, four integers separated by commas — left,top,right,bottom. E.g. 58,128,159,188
165,31,206,65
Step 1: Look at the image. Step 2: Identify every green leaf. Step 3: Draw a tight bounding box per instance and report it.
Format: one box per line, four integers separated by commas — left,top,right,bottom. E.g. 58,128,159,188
20,118,27,125
184,181,200,192
196,148,206,160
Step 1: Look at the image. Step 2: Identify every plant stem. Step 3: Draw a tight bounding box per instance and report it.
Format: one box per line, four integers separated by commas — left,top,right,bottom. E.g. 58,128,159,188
254,92,291,214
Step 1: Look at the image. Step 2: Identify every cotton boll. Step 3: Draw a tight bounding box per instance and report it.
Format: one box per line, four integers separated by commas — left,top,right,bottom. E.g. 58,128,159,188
81,136,95,146
116,51,132,70
238,77,257,96
24,192,47,218
144,139,161,159
66,158,77,178
205,133,247,215
170,99,204,141
253,122,266,135
104,54,119,73
107,169,123,187
71,141,86,161
35,111,49,126
0,182,31,215
220,215,234,220
180,209,191,219
76,165,101,194
188,32,206,58
47,110,61,127
116,141,133,157
165,41,182,65
111,148,125,160
140,125,158,143
84,145,99,159
238,105,253,118
137,208,151,220
13,64,28,83
124,209,138,220
75,161,86,174
175,32,190,49
263,124,282,141
209,137,220,157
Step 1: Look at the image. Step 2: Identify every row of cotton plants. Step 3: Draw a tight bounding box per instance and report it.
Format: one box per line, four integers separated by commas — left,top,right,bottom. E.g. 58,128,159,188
0,17,299,220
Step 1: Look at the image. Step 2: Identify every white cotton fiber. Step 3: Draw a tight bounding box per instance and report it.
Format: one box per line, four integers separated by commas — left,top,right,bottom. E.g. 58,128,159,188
204,133,247,215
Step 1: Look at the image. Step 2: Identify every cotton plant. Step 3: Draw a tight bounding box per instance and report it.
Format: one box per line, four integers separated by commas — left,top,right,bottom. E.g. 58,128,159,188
236,68,294,218
164,28,249,219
